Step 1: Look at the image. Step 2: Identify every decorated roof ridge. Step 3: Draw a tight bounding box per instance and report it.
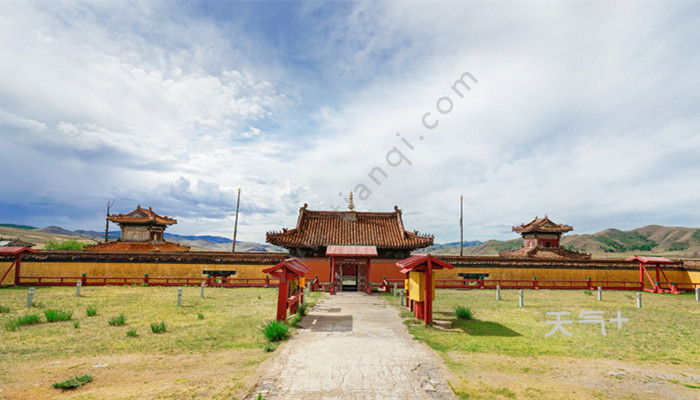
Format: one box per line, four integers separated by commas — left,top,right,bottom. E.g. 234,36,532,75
84,239,190,253
512,215,573,234
499,246,591,260
108,205,177,225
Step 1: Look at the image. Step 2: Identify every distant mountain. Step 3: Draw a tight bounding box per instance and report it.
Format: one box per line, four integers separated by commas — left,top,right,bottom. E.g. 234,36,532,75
3,222,700,258
37,226,79,236
415,240,483,254
164,233,232,244
74,230,119,240
0,223,38,230
424,225,700,258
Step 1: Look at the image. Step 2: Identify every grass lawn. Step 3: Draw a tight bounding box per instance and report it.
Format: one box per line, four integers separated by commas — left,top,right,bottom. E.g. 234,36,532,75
385,289,700,400
0,285,319,399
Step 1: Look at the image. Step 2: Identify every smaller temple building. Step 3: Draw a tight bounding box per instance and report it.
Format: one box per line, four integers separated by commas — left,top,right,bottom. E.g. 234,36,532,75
500,215,590,259
86,205,189,252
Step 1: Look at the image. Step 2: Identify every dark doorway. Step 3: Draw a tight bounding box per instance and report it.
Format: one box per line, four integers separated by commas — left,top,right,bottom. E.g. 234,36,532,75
341,264,358,291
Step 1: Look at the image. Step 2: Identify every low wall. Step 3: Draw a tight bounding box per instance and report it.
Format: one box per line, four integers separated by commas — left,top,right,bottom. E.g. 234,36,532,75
1,251,698,289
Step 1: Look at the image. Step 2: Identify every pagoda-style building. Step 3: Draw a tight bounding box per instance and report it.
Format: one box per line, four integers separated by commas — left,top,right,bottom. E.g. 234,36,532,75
86,205,189,252
266,199,433,292
500,215,590,259
266,203,434,259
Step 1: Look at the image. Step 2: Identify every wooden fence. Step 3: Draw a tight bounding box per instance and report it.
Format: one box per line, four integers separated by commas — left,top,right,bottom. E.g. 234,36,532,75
11,275,699,293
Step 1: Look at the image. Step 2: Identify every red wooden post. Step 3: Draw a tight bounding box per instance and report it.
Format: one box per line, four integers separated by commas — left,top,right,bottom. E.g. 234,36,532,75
265,275,270,288
655,265,661,290
425,257,433,324
13,255,22,285
276,272,288,321
330,257,336,295
533,277,538,290
144,273,149,286
81,273,87,286
366,257,373,295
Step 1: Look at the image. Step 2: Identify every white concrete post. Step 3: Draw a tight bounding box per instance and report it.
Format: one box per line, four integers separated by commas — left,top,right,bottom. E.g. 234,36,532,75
496,285,501,301
200,281,205,299
393,283,398,298
177,288,183,307
518,289,524,308
597,286,602,301
636,292,642,308
26,287,35,307
76,280,82,297
695,287,699,301
400,289,405,306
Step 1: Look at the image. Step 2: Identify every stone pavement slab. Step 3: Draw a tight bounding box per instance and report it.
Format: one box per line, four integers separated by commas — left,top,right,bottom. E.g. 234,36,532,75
251,292,455,400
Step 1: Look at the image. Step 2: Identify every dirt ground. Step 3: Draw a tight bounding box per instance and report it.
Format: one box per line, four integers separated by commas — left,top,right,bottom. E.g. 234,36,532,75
0,349,265,400
446,352,700,399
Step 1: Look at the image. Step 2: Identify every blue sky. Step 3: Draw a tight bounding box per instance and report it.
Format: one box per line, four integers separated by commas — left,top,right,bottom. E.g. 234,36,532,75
1,1,700,244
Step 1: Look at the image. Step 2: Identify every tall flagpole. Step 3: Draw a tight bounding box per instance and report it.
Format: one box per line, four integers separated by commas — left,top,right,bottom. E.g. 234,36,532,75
460,195,464,256
232,188,241,253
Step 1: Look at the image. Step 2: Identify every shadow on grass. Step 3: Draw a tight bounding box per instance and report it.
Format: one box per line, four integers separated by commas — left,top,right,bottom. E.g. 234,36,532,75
450,318,522,337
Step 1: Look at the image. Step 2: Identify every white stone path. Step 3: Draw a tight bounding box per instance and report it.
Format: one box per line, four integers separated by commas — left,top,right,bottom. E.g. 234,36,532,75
250,292,455,400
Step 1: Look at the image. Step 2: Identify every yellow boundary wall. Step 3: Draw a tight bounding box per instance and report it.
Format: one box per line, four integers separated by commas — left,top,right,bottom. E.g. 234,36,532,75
2,259,697,287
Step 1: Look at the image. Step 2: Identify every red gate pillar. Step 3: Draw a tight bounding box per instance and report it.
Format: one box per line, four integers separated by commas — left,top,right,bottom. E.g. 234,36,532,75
425,257,433,324
330,257,336,295
366,257,372,295
274,272,288,321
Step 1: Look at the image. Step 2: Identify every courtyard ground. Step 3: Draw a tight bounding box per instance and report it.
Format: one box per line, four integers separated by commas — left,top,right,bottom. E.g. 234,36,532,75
385,289,700,399
0,285,287,399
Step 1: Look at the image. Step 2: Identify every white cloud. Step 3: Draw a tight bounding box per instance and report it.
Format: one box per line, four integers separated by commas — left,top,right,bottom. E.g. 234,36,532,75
1,2,699,243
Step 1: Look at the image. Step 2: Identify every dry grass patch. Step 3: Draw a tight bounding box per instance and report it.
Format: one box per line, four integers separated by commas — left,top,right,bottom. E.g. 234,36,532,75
386,289,700,399
0,285,286,399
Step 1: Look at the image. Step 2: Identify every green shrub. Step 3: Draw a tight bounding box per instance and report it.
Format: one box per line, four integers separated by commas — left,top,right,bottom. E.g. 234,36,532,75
263,342,278,352
52,374,92,389
262,320,290,342
43,239,86,251
0,305,9,313
197,313,204,320
583,289,593,295
126,329,137,337
73,321,80,329
86,306,97,316
44,309,73,322
150,321,166,333
296,302,308,317
455,305,474,320
108,314,126,326
6,314,41,331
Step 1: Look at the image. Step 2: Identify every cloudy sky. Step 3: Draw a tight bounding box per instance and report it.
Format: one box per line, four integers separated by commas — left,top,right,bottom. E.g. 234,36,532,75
1,1,699,244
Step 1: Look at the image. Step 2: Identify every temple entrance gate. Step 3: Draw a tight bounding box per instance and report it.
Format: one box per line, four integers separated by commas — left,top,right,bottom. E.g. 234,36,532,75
327,245,377,295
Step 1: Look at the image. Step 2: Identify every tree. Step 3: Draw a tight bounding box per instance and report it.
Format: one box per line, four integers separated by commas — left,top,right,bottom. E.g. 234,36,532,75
43,239,86,251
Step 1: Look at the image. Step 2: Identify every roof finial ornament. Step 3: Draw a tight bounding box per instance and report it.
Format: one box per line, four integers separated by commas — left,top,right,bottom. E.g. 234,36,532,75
348,191,355,211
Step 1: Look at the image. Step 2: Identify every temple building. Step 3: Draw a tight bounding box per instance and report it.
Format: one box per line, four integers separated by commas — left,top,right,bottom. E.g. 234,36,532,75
266,199,433,291
85,205,189,252
499,215,590,259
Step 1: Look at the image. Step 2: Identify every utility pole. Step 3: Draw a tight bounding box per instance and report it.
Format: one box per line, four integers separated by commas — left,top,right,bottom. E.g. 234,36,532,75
232,188,241,253
460,195,464,257
105,200,115,242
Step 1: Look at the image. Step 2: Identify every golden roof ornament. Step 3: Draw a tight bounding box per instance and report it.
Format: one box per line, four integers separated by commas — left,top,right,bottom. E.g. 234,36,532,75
348,191,355,211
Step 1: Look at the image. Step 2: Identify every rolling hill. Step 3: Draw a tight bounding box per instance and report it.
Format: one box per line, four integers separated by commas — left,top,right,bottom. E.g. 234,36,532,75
419,225,700,258
2,223,700,258
0,225,285,252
